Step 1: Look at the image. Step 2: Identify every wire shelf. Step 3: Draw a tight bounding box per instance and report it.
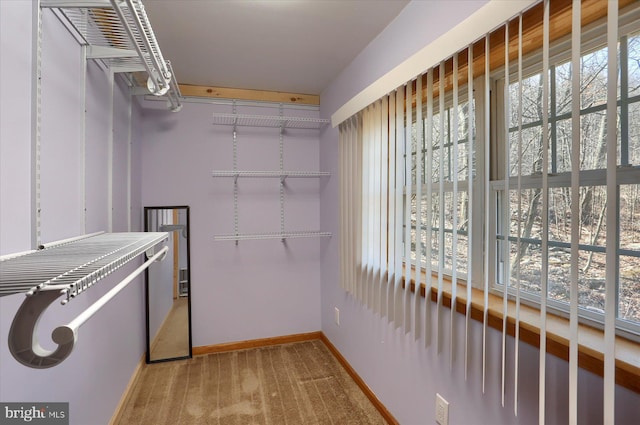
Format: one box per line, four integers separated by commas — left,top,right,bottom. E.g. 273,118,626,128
212,113,330,129
0,232,168,302
43,0,181,110
214,231,332,241
211,170,330,178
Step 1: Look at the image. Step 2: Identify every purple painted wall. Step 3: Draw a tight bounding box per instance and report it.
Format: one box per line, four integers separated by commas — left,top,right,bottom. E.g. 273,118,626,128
319,1,640,424
0,0,32,254
140,101,322,347
0,4,146,425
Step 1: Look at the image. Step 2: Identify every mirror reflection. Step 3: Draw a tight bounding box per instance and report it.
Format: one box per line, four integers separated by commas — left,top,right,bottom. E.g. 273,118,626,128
145,206,192,363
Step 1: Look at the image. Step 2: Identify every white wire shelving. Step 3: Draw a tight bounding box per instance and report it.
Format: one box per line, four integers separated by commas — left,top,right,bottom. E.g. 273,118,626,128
212,113,330,129
42,0,182,111
214,231,332,242
212,110,331,242
211,170,331,179
0,231,169,368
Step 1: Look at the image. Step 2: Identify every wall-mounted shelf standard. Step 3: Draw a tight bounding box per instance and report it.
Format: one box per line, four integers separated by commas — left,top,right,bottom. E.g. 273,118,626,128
42,0,182,111
212,108,331,242
0,231,168,368
212,113,330,129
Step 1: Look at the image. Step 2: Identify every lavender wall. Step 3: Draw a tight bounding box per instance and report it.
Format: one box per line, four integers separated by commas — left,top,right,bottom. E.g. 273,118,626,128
0,4,146,424
319,1,640,424
0,0,32,254
140,101,323,346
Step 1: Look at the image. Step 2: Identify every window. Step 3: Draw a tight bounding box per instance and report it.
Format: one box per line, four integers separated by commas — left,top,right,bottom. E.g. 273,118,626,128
492,26,640,334
406,88,478,280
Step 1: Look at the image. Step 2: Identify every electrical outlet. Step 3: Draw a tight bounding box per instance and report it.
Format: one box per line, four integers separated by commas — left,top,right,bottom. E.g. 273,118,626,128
334,307,340,326
435,393,449,425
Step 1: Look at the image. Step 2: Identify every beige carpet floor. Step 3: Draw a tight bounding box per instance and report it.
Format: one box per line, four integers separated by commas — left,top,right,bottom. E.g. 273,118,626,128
116,339,387,424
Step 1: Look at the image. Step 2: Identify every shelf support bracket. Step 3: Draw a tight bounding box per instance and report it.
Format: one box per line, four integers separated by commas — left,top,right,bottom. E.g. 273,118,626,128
7,246,168,369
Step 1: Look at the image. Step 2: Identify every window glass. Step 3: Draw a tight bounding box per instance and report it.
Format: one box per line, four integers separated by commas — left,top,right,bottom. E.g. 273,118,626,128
500,29,640,330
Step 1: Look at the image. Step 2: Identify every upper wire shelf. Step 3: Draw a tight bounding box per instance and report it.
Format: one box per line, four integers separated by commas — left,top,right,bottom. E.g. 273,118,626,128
212,113,330,129
42,0,182,111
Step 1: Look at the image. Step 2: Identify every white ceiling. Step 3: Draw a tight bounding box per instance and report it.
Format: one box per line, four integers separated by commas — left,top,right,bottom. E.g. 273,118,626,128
143,0,409,95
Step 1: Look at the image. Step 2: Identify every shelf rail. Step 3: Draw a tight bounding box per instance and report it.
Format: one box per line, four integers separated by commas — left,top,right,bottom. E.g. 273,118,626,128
212,113,330,129
0,232,168,368
211,110,331,242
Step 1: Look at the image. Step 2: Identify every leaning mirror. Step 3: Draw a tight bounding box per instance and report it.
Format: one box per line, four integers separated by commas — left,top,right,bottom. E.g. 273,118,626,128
144,206,192,363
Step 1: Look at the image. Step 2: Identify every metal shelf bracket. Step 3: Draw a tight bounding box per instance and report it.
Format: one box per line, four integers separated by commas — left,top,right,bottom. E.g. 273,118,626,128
1,232,168,368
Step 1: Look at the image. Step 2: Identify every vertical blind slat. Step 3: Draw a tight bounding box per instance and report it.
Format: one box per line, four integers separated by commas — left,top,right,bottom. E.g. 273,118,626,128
451,54,459,368
388,92,397,321
514,12,524,417
404,82,413,332
501,20,511,409
356,114,364,303
437,61,446,353
539,1,551,423
361,107,369,305
415,74,424,340
381,96,389,319
373,101,381,313
569,1,581,424
425,69,435,347
604,1,618,423
395,87,405,327
482,33,491,394
465,43,474,380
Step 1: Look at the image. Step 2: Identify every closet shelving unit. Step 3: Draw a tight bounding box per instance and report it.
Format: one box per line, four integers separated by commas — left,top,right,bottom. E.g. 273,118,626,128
42,0,182,111
211,112,332,242
2,0,179,369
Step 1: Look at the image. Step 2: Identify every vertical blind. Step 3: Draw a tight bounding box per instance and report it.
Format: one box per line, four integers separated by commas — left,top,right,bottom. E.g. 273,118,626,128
338,0,640,422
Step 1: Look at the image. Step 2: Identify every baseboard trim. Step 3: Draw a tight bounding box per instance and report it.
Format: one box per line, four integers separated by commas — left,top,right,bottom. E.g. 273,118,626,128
109,354,145,425
192,331,323,355
318,333,399,425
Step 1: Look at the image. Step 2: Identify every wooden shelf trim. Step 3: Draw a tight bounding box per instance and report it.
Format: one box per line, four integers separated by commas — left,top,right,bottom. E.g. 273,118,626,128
179,84,320,105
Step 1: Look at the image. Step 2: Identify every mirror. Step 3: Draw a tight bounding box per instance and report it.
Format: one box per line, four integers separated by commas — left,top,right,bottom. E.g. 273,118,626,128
144,206,192,363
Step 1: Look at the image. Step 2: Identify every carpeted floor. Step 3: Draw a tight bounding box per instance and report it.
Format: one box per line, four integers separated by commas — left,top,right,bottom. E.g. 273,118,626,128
116,339,387,424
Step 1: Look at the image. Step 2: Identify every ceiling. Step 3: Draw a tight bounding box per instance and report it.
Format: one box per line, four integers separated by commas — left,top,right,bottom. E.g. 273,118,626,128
143,0,409,96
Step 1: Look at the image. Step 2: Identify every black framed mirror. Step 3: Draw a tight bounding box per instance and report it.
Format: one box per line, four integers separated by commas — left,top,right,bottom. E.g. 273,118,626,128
144,205,192,363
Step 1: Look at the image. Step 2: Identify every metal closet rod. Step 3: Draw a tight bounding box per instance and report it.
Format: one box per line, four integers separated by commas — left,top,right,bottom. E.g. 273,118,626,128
52,246,168,346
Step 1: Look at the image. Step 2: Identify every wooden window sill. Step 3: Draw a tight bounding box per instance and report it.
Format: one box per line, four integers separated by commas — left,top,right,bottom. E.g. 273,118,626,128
401,271,640,394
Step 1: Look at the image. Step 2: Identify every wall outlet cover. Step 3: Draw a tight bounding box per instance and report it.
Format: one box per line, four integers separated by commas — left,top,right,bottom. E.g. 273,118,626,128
435,393,449,425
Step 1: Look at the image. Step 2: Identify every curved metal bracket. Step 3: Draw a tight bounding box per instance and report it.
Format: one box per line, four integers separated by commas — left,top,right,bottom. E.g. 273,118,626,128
7,245,169,369
8,290,75,369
